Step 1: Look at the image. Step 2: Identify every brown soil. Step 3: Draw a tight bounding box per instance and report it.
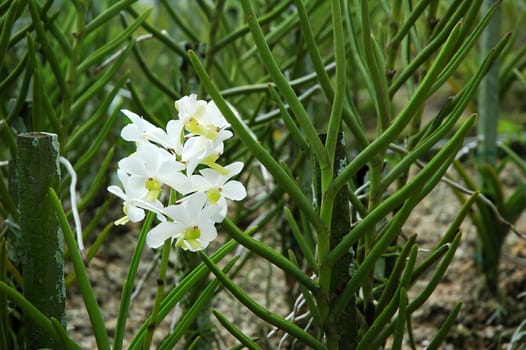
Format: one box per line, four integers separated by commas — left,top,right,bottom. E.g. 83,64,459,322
403,172,526,350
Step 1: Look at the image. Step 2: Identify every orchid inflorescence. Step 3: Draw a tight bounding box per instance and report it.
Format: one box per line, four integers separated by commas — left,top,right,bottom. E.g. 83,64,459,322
108,94,247,252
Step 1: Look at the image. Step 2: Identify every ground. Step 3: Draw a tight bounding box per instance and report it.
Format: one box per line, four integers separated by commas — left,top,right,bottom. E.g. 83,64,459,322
66,164,526,349
404,171,526,350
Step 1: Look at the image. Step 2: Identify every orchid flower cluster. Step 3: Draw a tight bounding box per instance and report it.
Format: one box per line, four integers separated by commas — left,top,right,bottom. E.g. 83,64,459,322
108,94,247,252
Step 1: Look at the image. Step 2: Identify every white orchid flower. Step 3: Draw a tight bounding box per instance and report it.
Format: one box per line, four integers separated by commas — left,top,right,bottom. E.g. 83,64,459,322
164,119,185,154
181,129,233,175
146,192,219,251
174,94,207,131
120,109,166,144
111,96,247,249
121,109,184,154
190,162,247,222
204,99,231,129
174,94,232,140
118,142,190,196
107,169,164,225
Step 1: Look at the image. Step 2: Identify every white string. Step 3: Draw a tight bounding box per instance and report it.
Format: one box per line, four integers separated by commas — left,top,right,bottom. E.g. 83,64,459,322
59,156,84,252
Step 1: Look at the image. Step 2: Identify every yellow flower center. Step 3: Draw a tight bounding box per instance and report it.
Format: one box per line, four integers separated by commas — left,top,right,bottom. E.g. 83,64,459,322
145,177,161,201
185,118,218,139
206,188,222,204
176,225,203,251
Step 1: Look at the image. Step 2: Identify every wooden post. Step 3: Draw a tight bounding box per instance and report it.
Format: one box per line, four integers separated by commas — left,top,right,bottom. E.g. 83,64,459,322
477,0,502,295
16,132,66,349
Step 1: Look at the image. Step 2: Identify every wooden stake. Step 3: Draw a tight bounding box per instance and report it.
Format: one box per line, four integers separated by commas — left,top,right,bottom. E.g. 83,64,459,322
17,132,65,349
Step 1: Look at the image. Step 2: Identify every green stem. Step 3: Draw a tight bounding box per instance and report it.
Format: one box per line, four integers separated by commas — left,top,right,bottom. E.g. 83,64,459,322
294,0,368,148
188,50,325,234
325,0,346,167
360,0,391,131
49,188,110,350
240,0,329,169
58,0,88,150
127,229,257,349
0,281,79,349
113,213,155,350
201,0,225,98
330,22,462,197
326,115,475,266
0,0,21,69
142,240,171,350
222,218,318,292
0,241,7,350
317,0,348,317
212,309,261,350
199,252,326,350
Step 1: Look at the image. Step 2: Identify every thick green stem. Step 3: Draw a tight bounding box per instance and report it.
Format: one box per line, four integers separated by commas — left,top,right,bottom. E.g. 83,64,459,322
329,135,358,349
314,134,357,349
360,0,391,131
240,0,329,169
59,0,88,149
16,132,65,349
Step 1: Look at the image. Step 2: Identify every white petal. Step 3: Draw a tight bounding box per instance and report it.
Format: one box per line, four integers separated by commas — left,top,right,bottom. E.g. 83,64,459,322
175,94,207,122
127,204,145,222
224,162,244,177
146,222,178,248
190,174,210,192
120,110,156,142
222,181,247,201
198,221,218,242
185,158,201,176
198,168,221,185
120,124,140,142
119,156,147,176
134,198,165,217
121,109,142,123
127,176,149,198
207,200,227,223
162,205,180,222
162,171,191,195
116,169,130,185
182,136,209,161
107,185,126,200
186,192,207,216
216,129,232,143
158,158,185,174
165,120,184,152
138,143,164,171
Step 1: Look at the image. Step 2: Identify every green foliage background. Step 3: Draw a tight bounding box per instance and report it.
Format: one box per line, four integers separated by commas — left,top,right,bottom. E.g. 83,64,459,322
1,0,526,349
